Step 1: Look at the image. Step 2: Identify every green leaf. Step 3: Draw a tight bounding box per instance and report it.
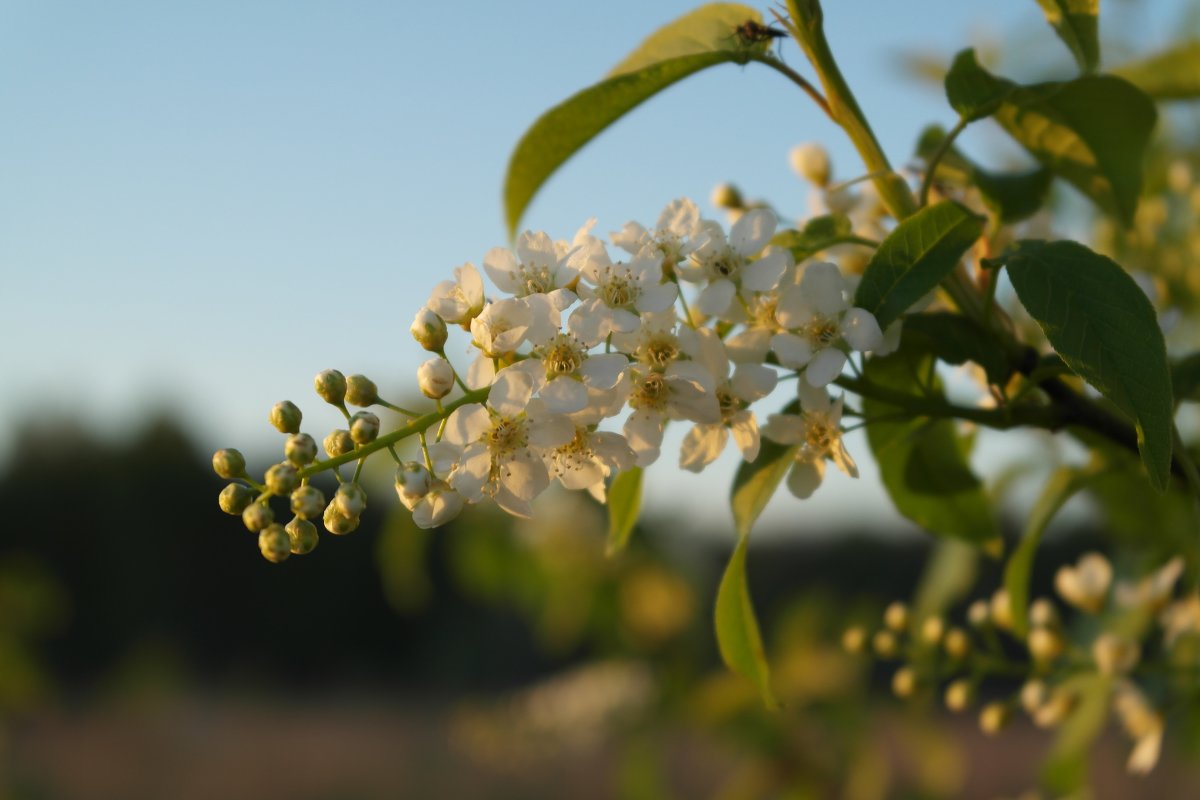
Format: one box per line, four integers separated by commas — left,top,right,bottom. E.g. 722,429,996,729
1034,0,1100,74
606,467,643,555
715,532,777,708
1041,673,1113,794
730,403,799,537
903,312,1012,386
504,52,744,237
863,341,1000,545
993,73,1156,225
1003,467,1091,638
1005,239,1174,490
608,3,764,76
912,540,979,623
1173,352,1200,403
769,214,855,263
917,125,1052,223
1115,40,1200,100
854,201,984,330
944,49,1013,122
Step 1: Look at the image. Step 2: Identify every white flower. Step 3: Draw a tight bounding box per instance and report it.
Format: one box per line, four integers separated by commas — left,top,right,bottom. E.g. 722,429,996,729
508,327,628,414
410,480,466,529
761,380,857,498
544,416,638,501
1113,681,1164,775
771,261,883,387
684,209,789,318
569,247,677,342
611,197,701,274
723,251,799,364
442,368,574,517
624,361,720,467
428,263,485,325
1055,552,1112,613
470,297,532,357
483,228,579,310
417,357,455,399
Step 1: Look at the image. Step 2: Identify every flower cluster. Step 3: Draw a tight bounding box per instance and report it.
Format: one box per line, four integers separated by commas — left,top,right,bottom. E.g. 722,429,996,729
843,552,1200,776
213,197,891,553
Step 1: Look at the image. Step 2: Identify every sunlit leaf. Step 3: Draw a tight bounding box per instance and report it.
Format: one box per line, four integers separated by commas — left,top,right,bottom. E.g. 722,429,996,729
1005,240,1174,490
1115,40,1200,100
1034,0,1100,74
1042,673,1113,794
504,52,745,237
944,49,1012,121
769,214,855,263
606,467,643,555
730,402,799,537
854,201,984,331
1004,466,1090,637
913,540,979,623
608,3,764,77
715,532,777,708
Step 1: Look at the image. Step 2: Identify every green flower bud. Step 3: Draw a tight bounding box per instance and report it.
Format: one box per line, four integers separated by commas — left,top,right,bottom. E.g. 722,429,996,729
335,482,367,517
411,307,449,352
258,523,291,563
324,429,356,458
314,369,348,406
709,182,744,209
944,679,972,713
891,666,918,699
218,483,256,515
323,500,360,536
286,516,319,555
242,501,274,533
212,448,247,479
349,411,380,444
264,462,299,495
290,485,325,519
395,461,431,496
841,626,866,654
345,374,378,407
269,400,303,434
285,433,318,465
884,601,908,633
979,702,1011,735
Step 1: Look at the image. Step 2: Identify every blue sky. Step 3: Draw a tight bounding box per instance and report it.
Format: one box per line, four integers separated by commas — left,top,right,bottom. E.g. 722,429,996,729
2,1,1194,530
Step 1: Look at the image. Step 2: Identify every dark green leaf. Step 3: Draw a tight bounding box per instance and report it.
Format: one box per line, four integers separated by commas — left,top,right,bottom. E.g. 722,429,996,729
917,126,1053,223
731,401,799,537
1041,673,1113,794
1005,239,1174,490
715,533,777,708
608,3,764,76
903,312,1012,386
1004,467,1091,638
1173,352,1200,403
1034,0,1100,74
606,467,643,555
992,73,1156,225
854,201,984,330
944,49,1013,121
504,52,744,237
1114,40,1200,100
769,214,855,262
863,341,999,545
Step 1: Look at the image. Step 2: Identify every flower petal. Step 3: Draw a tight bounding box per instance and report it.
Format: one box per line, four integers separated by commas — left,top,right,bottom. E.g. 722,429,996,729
841,307,884,352
805,347,848,387
786,458,825,499
680,424,727,473
730,207,776,255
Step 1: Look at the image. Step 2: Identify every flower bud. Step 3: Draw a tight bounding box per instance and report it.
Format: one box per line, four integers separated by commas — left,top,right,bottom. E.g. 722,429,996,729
212,448,247,479
258,523,291,563
1020,679,1048,715
269,400,302,434
410,480,465,529
264,462,299,496
920,616,944,646
943,627,971,660
884,601,908,633
1093,633,1140,676
990,589,1014,631
242,502,274,533
891,666,918,699
323,501,360,536
345,374,378,407
1055,552,1112,613
967,599,990,628
1029,597,1059,629
789,142,831,187
1028,627,1065,665
349,411,380,444
944,679,972,712
218,483,256,515
285,433,318,465
335,482,367,518
979,702,1010,735
395,461,431,498
418,357,455,399
314,369,348,406
841,626,867,654
411,307,449,352
324,429,356,458
290,485,325,519
286,516,319,555
709,182,744,209
872,629,898,658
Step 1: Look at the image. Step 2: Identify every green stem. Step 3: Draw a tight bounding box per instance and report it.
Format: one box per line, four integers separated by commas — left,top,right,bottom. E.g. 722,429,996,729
919,117,968,207
746,53,834,121
297,387,488,479
834,374,1060,429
